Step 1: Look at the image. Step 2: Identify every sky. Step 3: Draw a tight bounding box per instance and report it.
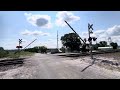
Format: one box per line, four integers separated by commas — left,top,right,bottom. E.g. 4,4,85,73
0,11,120,50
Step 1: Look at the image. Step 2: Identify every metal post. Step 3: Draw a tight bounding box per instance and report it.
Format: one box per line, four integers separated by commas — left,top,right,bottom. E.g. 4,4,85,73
18,39,20,57
88,24,93,59
57,30,58,49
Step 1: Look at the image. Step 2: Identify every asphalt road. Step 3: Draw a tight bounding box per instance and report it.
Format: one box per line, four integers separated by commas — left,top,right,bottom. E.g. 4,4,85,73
0,53,120,79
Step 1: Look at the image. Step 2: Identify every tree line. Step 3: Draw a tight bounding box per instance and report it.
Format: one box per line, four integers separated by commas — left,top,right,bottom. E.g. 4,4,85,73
0,47,9,58
24,46,47,53
60,33,118,52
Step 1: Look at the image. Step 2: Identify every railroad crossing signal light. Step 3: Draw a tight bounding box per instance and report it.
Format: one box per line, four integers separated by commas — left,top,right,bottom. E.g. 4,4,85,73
88,37,97,42
16,46,23,48
93,37,97,41
88,37,92,42
84,38,87,42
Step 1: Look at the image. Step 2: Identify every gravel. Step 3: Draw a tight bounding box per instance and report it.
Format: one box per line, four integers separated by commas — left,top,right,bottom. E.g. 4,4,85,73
0,53,120,79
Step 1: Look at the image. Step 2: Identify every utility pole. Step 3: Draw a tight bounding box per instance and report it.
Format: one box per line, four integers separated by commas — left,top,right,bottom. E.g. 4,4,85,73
88,23,93,59
57,30,58,49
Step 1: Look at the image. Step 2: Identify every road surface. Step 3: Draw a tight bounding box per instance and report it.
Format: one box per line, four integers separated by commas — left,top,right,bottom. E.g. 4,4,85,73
0,53,120,79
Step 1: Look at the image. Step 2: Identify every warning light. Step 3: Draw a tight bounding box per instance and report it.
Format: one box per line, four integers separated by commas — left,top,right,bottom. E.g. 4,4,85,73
16,46,22,48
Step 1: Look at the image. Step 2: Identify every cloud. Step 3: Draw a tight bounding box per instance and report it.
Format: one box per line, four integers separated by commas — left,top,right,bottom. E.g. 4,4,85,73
21,39,27,43
40,39,62,48
106,25,120,36
32,31,50,36
94,25,120,42
21,29,50,36
55,11,80,27
21,30,31,35
48,39,53,41
24,13,52,28
81,25,120,45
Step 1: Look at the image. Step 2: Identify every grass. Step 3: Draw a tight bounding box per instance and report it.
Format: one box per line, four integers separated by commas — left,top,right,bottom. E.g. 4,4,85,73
9,51,34,58
0,51,9,58
0,50,34,59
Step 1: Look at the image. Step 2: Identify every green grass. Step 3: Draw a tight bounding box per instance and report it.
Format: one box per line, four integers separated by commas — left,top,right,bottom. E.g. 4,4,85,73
0,50,35,59
0,51,9,58
9,51,34,58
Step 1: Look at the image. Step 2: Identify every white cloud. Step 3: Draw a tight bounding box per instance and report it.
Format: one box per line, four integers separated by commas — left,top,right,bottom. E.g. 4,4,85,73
24,13,52,29
42,39,62,48
106,25,120,36
55,11,80,27
48,39,53,41
95,25,120,44
20,39,27,43
32,31,50,36
81,25,120,45
24,12,32,17
21,29,50,36
21,30,31,35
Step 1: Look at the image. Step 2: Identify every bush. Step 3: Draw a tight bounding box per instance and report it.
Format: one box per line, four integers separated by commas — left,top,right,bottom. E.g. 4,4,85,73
0,47,4,51
60,47,65,53
110,42,118,49
24,46,47,53
99,41,107,47
0,47,9,58
92,44,99,50
39,46,47,53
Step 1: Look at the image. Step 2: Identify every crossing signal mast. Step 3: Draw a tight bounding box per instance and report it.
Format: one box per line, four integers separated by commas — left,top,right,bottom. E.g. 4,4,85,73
16,39,23,51
88,23,93,59
88,23,97,59
15,39,37,54
15,39,23,55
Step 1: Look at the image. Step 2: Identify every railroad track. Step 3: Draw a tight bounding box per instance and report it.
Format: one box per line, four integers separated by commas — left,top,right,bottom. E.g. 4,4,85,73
57,49,120,57
0,58,24,66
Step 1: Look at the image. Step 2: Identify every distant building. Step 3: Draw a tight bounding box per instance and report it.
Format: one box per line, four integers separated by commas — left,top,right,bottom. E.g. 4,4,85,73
47,48,62,54
98,47,113,50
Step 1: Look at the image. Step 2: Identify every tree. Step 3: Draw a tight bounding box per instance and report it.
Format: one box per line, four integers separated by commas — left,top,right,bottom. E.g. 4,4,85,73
24,46,47,53
99,41,107,47
110,42,118,49
0,47,4,51
60,47,65,53
61,33,81,52
92,43,99,50
39,46,47,53
0,47,9,58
